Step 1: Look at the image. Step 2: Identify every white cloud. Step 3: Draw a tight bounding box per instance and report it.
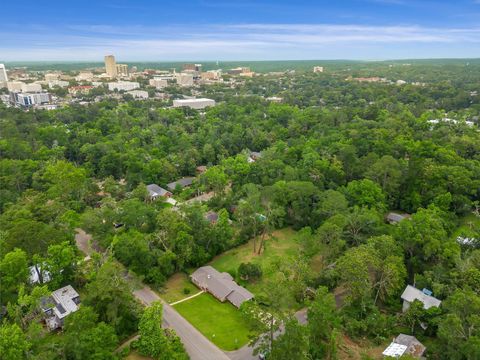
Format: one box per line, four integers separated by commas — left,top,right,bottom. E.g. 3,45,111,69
0,23,479,61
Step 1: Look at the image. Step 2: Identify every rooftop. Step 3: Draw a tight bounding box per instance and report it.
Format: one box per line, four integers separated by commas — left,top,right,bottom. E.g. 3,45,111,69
401,285,441,309
191,266,254,308
147,183,170,197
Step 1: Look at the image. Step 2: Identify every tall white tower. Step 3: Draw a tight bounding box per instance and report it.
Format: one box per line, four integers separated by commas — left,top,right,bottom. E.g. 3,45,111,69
104,55,117,78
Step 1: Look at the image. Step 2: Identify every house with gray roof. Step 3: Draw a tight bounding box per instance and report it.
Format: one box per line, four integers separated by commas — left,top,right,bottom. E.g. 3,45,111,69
191,266,254,308
383,334,426,358
41,285,80,330
247,151,262,163
401,285,441,312
386,212,410,224
146,184,172,200
166,177,195,191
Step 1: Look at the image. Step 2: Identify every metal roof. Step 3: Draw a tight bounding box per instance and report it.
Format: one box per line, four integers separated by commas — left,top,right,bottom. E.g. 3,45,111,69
401,285,441,309
147,184,169,197
382,343,407,357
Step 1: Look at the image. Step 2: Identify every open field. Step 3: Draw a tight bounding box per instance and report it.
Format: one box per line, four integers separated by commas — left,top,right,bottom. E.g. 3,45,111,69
173,292,254,351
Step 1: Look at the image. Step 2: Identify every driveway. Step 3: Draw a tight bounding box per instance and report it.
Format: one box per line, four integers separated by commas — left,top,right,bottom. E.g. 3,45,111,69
74,228,92,256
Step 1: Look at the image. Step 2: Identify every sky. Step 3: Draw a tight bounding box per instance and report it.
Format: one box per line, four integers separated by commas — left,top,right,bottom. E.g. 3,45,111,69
1,0,480,61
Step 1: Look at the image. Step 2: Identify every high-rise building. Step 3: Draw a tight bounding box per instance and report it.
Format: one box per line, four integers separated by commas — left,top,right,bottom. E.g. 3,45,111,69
183,63,202,72
116,64,128,77
0,64,8,82
175,73,194,87
105,55,117,78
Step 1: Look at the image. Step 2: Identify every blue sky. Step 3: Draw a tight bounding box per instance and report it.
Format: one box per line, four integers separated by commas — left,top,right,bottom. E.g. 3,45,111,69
1,0,480,61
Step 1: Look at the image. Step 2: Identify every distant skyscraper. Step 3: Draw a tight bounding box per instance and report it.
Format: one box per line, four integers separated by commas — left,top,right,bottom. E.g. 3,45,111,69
0,64,8,82
116,63,128,77
105,55,117,78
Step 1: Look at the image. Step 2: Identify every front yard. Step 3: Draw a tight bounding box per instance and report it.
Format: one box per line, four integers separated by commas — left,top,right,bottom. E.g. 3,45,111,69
173,292,254,351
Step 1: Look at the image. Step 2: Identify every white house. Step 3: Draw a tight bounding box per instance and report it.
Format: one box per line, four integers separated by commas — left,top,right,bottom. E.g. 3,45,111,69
41,285,80,330
401,285,441,312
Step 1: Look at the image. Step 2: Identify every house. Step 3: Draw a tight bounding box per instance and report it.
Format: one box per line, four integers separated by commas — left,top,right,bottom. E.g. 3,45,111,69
247,151,262,163
205,211,219,224
386,212,410,224
401,285,441,312
196,165,207,174
41,285,80,330
146,184,172,200
382,334,426,358
191,266,254,308
29,264,51,284
166,177,195,192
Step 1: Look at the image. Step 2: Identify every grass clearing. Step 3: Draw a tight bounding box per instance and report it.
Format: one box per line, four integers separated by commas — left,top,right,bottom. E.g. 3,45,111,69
159,273,198,304
173,292,254,351
210,228,299,274
161,228,301,302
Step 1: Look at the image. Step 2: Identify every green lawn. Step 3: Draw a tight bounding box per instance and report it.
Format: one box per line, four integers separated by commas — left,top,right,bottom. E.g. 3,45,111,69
162,228,305,301
210,228,301,295
159,273,198,304
173,293,254,351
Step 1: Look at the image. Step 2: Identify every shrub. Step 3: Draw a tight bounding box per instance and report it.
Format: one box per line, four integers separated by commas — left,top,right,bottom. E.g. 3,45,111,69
238,262,262,282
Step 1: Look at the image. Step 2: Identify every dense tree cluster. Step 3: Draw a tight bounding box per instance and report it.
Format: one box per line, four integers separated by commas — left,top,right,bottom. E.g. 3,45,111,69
1,62,479,359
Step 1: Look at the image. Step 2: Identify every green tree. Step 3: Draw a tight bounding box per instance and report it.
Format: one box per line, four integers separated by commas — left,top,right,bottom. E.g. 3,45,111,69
269,318,309,360
344,179,386,212
45,241,78,289
0,323,31,360
135,301,188,360
0,248,29,301
84,261,141,337
308,287,340,360
438,289,480,360
63,306,118,360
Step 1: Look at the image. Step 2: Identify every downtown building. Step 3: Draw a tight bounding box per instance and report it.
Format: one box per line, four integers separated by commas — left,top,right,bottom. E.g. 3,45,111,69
105,55,117,78
10,92,52,108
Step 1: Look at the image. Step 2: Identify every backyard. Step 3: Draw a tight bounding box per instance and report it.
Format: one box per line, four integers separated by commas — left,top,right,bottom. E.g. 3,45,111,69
173,292,254,350
161,228,307,303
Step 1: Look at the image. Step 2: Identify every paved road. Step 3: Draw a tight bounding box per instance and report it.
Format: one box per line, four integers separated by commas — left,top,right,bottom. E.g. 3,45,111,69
134,287,230,360
74,228,92,256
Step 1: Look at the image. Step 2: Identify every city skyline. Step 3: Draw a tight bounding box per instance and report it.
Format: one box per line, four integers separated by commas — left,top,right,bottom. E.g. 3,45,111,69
1,0,480,61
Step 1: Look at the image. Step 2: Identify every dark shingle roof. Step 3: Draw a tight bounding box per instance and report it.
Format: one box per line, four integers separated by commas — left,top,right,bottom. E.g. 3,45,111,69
147,184,169,197
166,177,195,191
191,266,254,308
